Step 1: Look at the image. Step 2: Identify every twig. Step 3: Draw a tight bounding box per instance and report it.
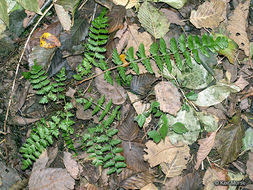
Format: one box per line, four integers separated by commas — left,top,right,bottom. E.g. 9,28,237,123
3,3,54,133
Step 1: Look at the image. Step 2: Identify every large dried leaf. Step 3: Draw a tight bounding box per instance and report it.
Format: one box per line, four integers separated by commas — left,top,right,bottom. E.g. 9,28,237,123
111,0,138,9
227,0,250,56
54,4,71,31
190,0,226,29
122,141,149,172
195,132,217,170
63,152,80,180
130,73,157,97
117,168,154,189
125,24,153,56
137,1,170,39
118,105,139,141
154,81,181,116
203,167,228,190
177,172,202,190
29,151,75,190
144,137,190,177
215,123,245,166
95,68,127,105
107,5,126,33
193,82,241,107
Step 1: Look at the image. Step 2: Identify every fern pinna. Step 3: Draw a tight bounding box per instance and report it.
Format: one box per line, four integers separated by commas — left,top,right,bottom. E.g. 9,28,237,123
77,96,126,175
73,8,113,84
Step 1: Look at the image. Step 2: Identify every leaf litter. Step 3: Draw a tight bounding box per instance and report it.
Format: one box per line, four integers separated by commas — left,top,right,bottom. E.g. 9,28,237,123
1,0,253,189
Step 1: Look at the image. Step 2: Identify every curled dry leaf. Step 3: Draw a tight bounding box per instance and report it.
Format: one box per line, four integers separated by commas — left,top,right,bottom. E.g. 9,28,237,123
227,0,250,56
195,132,217,170
95,68,127,105
63,152,80,180
117,168,154,189
29,150,75,190
203,166,228,190
144,137,190,177
118,105,139,141
122,141,149,172
190,0,226,29
154,81,181,116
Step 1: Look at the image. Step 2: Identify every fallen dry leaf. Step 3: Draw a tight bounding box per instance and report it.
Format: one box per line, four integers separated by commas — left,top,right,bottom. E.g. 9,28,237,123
95,68,127,105
141,183,158,190
190,0,226,29
117,168,154,189
144,137,190,177
63,152,80,180
160,8,185,26
161,176,182,190
227,0,250,56
195,132,217,170
29,150,75,190
154,81,181,116
203,166,228,190
247,152,253,181
234,75,249,90
54,3,71,31
178,172,202,190
107,5,126,33
111,0,138,9
125,24,153,56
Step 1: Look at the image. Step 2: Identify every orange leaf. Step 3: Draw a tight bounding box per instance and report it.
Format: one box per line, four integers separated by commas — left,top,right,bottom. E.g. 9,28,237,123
120,54,130,67
40,32,61,48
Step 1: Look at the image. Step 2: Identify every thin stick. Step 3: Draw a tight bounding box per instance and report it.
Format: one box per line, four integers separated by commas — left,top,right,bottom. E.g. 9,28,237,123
3,3,54,133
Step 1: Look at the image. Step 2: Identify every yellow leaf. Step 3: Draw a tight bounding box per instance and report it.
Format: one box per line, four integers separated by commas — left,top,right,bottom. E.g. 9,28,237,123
40,32,61,49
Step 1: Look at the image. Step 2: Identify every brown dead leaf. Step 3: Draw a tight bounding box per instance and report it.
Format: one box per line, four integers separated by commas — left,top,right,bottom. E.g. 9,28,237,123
125,24,153,56
144,137,190,177
247,152,253,181
12,115,40,126
117,168,154,189
161,176,182,190
81,161,100,184
54,4,71,31
195,132,217,170
227,0,250,56
203,166,228,190
178,172,202,190
29,150,75,190
190,0,226,29
118,105,139,141
107,5,126,33
160,8,185,26
122,141,149,172
63,152,80,180
234,75,249,90
66,87,76,98
95,68,127,105
154,81,181,116
141,183,158,190
111,0,138,9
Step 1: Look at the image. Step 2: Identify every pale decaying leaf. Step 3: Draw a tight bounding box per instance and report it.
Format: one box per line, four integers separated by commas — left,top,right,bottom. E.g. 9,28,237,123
63,152,80,180
195,132,217,170
190,0,226,29
111,0,138,9
203,167,228,190
247,152,253,181
137,2,170,39
154,81,181,116
125,24,153,56
54,4,71,31
29,150,75,190
160,8,185,26
95,68,127,105
144,137,190,177
161,176,183,190
227,0,250,56
194,82,241,107
234,75,249,90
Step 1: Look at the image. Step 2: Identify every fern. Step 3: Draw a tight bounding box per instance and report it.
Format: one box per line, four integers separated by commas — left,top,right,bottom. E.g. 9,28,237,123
25,64,66,104
20,116,60,170
77,97,126,175
73,8,113,84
